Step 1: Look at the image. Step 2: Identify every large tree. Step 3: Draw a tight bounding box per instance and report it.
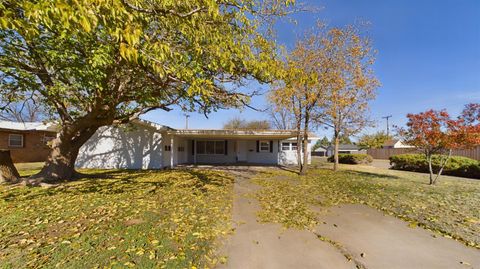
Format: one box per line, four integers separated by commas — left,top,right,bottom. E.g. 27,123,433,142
269,26,326,175
315,26,380,171
0,0,294,181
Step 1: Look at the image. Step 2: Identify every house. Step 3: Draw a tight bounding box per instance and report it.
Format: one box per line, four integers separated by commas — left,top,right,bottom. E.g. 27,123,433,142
382,139,414,149
76,119,316,169
0,121,57,162
312,145,328,157
326,144,366,157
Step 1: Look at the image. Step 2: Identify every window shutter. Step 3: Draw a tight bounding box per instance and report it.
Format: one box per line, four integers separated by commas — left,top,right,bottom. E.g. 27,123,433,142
270,141,273,153
256,140,259,152
225,140,228,155
192,140,195,155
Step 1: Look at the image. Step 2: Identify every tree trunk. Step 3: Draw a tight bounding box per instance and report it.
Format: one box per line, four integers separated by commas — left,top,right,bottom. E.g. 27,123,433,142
427,153,434,185
300,115,310,175
296,131,303,173
31,124,98,182
333,130,340,171
432,150,452,185
0,150,21,184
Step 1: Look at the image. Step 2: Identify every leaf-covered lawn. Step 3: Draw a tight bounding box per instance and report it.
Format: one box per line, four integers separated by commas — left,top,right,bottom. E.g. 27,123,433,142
0,169,233,268
253,164,480,249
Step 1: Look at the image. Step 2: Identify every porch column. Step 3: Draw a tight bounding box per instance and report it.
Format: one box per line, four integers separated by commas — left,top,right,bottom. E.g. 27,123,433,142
170,136,174,167
193,139,197,164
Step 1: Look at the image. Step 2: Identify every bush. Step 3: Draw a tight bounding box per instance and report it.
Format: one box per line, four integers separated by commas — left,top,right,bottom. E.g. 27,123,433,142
389,154,480,179
327,153,373,165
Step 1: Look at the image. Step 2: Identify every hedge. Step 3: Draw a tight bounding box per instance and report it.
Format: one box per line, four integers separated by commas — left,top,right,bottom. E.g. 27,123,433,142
389,154,480,179
327,153,373,165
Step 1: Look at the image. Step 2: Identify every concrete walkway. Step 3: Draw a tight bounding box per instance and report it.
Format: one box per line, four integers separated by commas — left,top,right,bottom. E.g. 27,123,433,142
218,168,354,269
315,204,480,269
219,167,480,269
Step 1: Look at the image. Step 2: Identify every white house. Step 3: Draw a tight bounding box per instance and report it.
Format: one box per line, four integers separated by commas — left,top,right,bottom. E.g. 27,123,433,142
76,119,315,169
382,139,414,149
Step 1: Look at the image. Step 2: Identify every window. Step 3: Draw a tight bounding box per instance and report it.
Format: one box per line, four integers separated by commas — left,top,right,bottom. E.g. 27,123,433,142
196,140,225,155
291,142,298,151
215,141,225,154
281,142,290,151
164,145,171,151
259,140,270,152
8,134,23,148
178,146,185,152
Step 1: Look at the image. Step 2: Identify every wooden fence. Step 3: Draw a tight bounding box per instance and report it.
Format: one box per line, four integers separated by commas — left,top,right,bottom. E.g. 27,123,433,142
367,146,480,161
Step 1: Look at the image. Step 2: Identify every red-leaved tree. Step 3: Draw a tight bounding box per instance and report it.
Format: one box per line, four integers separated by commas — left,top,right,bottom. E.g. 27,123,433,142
397,103,480,185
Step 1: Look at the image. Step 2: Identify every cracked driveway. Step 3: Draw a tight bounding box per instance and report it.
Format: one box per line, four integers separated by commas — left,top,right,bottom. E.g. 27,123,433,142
217,167,480,269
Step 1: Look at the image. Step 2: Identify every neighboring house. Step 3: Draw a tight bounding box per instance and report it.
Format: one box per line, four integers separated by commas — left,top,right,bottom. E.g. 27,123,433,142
312,145,328,157
0,121,57,162
76,119,316,169
326,144,366,156
382,139,414,149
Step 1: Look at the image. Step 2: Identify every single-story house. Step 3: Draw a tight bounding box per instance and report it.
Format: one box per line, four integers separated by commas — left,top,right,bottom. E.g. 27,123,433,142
76,119,316,169
312,145,328,157
382,139,414,149
0,120,57,162
326,144,366,157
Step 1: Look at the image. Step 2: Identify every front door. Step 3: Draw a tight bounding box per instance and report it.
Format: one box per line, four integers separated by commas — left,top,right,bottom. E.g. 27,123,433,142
236,140,247,162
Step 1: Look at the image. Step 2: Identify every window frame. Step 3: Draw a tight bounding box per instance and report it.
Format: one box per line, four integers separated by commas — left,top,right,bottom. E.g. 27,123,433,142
281,142,291,151
259,140,270,152
8,134,24,148
291,142,298,151
196,140,225,155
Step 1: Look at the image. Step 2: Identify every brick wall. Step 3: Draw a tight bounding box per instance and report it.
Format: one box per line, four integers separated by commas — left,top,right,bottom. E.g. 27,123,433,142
0,130,55,163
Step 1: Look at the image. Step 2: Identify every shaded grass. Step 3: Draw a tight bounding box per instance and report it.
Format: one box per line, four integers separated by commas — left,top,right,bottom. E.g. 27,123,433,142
252,164,480,249
0,169,234,268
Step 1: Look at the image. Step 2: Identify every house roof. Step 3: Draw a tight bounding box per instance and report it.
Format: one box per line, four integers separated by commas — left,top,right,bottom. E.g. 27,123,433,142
131,119,173,132
383,139,399,147
0,120,57,132
327,144,361,151
167,129,301,139
313,146,327,152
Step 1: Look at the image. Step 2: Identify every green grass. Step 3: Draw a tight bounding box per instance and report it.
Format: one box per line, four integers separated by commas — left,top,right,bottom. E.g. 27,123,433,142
252,162,480,249
0,168,233,268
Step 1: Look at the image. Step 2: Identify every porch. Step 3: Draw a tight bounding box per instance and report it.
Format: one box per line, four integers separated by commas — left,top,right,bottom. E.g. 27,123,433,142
162,129,302,167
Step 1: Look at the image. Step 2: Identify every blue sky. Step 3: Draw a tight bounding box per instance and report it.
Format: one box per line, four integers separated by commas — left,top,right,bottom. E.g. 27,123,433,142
143,0,480,139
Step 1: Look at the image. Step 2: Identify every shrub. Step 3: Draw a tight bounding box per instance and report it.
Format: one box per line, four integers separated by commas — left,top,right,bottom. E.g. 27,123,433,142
327,153,373,164
389,154,480,179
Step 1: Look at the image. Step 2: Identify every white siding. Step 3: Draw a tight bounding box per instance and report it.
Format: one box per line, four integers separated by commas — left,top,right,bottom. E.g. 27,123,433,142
245,140,278,164
76,124,163,169
278,139,312,165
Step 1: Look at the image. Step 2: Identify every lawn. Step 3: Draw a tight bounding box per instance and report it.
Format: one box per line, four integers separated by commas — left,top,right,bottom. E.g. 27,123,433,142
0,167,234,268
252,162,480,249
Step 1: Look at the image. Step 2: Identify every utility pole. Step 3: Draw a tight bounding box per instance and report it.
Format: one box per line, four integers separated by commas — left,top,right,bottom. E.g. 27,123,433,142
184,114,190,129
382,115,392,137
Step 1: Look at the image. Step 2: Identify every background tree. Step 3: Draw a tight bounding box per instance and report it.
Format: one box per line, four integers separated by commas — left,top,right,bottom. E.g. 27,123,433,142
268,104,294,130
357,131,391,149
0,0,294,181
223,117,271,130
314,26,380,171
396,104,480,185
337,134,353,145
312,136,329,151
0,92,46,122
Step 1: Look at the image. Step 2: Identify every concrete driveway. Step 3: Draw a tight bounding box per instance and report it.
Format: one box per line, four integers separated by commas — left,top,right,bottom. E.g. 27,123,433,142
218,167,480,269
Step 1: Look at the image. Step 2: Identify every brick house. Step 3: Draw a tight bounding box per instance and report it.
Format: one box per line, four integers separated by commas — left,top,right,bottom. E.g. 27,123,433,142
0,121,57,163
